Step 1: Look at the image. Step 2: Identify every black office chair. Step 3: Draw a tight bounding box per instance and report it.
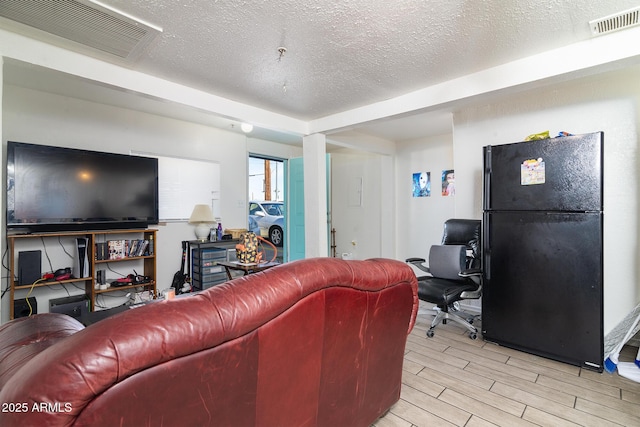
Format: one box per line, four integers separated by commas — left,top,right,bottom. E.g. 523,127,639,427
406,219,482,339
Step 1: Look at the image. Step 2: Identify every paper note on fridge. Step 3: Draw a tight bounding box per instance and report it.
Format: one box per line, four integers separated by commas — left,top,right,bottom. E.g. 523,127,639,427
521,158,545,185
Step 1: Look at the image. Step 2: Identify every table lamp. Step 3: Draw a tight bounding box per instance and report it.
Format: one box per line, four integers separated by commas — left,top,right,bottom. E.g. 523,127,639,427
189,204,215,241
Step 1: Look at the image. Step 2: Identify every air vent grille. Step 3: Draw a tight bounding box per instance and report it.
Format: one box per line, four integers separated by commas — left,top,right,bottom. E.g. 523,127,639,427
0,0,161,59
590,6,640,36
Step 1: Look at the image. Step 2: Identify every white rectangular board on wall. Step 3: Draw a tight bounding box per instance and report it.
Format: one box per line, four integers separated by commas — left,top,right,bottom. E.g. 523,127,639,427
133,152,221,220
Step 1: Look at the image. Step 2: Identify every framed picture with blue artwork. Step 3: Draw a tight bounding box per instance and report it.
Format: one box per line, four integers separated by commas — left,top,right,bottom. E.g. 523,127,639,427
412,172,430,197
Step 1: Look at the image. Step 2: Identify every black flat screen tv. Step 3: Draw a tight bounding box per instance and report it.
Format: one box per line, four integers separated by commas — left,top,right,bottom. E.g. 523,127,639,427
7,141,159,233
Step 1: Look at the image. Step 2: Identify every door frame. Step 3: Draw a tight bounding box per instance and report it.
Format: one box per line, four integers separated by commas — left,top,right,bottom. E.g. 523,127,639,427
248,154,287,260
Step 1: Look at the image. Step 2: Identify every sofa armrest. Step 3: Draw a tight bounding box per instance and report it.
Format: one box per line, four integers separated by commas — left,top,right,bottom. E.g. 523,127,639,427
0,313,85,391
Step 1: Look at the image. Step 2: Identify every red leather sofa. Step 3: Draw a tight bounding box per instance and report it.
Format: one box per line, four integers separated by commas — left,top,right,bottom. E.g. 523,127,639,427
0,258,418,426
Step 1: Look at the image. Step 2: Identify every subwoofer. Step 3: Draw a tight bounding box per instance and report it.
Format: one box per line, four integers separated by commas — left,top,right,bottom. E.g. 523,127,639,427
14,297,37,318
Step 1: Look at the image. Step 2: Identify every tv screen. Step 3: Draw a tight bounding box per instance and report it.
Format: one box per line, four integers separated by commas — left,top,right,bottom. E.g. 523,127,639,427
7,141,158,232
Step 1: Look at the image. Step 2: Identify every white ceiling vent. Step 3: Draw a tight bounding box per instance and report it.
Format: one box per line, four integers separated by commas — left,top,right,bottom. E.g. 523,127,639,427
0,0,162,60
589,6,640,36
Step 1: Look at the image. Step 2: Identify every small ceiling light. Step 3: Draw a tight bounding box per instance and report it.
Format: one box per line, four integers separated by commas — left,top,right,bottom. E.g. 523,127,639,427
277,46,287,62
241,123,254,133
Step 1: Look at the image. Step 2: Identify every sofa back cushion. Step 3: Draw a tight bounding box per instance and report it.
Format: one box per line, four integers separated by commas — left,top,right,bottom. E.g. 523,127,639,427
0,258,418,427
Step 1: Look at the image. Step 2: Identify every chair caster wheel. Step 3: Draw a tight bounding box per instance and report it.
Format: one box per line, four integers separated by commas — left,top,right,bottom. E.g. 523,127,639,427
426,329,435,338
469,332,477,340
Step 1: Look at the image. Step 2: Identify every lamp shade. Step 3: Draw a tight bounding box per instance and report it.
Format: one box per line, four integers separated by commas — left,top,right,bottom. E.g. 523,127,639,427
189,204,214,223
189,204,215,241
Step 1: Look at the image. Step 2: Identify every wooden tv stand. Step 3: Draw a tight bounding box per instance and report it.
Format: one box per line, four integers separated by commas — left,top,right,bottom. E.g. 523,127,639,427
7,229,156,319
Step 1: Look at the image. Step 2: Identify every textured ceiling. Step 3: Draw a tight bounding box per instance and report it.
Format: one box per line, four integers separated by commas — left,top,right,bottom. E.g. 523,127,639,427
1,0,639,143
57,0,640,120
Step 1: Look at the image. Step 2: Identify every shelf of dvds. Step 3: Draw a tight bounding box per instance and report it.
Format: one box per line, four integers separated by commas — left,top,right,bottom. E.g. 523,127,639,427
8,229,157,319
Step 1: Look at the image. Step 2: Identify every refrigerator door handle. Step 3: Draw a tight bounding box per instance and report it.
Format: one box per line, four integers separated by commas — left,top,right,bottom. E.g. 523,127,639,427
484,252,490,280
483,215,490,280
483,146,492,211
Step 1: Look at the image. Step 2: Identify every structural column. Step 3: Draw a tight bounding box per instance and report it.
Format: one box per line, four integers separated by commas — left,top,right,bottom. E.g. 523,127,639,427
302,133,328,258
0,56,5,321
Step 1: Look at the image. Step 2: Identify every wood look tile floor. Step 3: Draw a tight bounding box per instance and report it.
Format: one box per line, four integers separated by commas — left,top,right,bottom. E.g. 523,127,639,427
375,309,640,427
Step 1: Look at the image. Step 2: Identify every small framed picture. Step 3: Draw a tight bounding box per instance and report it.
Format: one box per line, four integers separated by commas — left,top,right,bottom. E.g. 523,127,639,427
412,172,430,197
441,169,455,196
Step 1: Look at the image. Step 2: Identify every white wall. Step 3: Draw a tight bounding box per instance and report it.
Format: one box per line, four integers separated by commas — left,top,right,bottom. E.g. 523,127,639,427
452,66,640,335
331,149,381,259
395,133,456,263
1,84,297,322
247,137,303,160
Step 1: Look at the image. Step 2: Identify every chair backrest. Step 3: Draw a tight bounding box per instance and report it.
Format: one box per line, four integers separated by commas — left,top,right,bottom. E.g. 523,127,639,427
440,219,481,269
428,245,467,280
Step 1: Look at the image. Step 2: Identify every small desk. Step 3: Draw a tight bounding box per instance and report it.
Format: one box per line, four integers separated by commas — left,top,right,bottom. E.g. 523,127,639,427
218,261,280,280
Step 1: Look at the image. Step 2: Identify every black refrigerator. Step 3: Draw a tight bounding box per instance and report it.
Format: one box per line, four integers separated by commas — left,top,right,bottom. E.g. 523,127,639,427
482,131,603,371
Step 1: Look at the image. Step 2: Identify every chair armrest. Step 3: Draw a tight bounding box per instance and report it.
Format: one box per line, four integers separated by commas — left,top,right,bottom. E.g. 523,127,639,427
459,268,481,277
405,258,430,274
459,268,482,298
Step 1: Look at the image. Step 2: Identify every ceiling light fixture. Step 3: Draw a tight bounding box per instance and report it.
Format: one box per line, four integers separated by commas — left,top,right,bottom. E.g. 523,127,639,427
276,47,288,94
277,46,287,62
241,123,254,133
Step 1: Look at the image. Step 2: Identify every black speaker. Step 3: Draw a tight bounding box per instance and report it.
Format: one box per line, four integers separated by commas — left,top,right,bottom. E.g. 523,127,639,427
14,297,37,318
18,250,42,286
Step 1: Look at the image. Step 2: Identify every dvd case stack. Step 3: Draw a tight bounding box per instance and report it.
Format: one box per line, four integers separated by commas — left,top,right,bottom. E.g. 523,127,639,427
95,239,151,260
